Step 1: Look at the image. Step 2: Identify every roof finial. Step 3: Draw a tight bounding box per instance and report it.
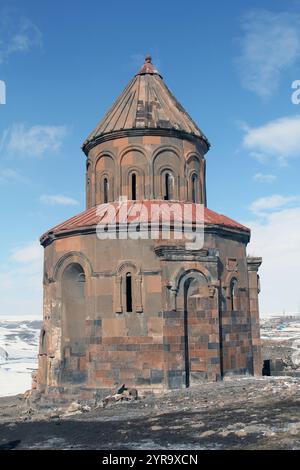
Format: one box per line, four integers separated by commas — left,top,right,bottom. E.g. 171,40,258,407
136,54,161,77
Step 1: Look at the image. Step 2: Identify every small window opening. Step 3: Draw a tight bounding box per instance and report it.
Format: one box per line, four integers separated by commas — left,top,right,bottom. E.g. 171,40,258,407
103,177,109,203
126,272,133,312
230,278,238,311
164,173,173,200
131,173,137,200
41,330,46,353
192,174,197,203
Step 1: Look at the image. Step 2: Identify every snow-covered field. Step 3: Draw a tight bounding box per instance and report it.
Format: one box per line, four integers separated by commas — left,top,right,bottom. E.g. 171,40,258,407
261,316,300,341
0,316,41,397
261,315,300,368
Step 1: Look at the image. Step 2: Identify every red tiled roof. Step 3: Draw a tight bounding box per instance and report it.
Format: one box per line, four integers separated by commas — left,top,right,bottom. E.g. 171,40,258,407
41,200,250,241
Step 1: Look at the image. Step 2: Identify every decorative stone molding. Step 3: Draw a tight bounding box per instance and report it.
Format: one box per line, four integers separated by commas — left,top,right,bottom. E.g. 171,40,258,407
52,251,94,282
94,150,116,172
116,260,139,275
247,257,262,272
226,257,238,272
151,145,182,163
208,285,216,298
154,245,215,262
239,286,247,292
114,261,144,314
114,275,123,314
118,145,148,165
135,275,143,313
82,129,209,156
185,151,202,164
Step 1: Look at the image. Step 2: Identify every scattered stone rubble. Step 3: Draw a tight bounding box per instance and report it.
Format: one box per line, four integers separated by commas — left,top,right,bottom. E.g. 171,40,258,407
21,384,140,420
102,384,139,407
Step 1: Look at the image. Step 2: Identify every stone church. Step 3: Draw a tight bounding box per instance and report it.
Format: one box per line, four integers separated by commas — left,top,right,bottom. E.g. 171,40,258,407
36,56,262,399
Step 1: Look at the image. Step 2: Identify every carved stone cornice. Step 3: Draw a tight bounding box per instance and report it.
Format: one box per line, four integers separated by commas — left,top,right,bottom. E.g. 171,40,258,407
247,257,262,272
154,245,219,262
82,128,209,156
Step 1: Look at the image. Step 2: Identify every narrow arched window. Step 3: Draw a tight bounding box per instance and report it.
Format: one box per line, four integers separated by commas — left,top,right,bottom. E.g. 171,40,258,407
230,278,238,311
103,177,109,203
86,179,91,208
191,174,198,203
41,330,47,354
126,272,133,312
86,162,91,207
131,173,137,200
164,172,173,200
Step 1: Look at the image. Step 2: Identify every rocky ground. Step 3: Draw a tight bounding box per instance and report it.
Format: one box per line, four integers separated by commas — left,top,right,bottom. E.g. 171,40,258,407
0,376,300,450
1,315,300,450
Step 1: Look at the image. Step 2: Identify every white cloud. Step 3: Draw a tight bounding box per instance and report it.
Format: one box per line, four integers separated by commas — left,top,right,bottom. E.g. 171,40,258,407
40,194,79,206
0,10,42,63
236,10,300,97
243,115,300,165
11,241,43,264
2,123,68,158
0,168,27,183
253,173,276,183
247,206,300,315
0,241,43,316
250,194,299,215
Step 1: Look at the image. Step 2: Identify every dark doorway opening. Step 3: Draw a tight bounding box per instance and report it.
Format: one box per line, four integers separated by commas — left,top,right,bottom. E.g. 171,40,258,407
262,359,271,376
183,278,193,387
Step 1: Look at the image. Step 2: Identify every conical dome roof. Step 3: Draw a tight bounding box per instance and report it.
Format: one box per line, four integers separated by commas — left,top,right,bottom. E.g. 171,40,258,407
82,56,210,154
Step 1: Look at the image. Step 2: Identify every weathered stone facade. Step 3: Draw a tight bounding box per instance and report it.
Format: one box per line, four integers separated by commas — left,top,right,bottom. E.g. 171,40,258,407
36,57,262,399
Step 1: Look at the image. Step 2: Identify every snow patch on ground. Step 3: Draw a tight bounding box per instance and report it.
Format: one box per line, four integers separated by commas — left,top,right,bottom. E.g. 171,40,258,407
0,318,41,396
261,316,300,369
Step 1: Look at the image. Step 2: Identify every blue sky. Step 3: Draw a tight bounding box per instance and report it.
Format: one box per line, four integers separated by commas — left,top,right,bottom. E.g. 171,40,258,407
1,0,300,316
